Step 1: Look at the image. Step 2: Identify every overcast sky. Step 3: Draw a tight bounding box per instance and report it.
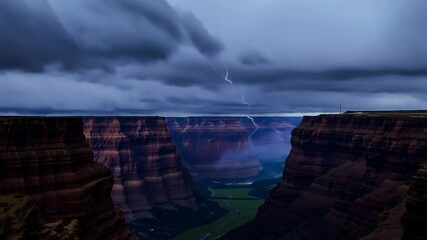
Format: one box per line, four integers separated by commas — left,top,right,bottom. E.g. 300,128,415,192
1,0,427,116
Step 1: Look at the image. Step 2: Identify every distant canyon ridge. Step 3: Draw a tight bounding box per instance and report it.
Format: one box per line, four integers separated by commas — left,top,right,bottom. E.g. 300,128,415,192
167,117,300,179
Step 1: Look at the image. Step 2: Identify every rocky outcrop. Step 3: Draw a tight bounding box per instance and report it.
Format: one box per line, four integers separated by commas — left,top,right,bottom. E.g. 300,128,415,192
83,117,199,221
0,194,82,239
0,117,135,240
0,194,45,239
242,112,427,240
362,163,427,240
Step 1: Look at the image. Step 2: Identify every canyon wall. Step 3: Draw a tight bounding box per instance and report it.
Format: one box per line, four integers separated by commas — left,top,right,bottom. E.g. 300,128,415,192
167,117,299,179
231,112,427,240
402,163,427,240
0,117,135,240
83,117,199,221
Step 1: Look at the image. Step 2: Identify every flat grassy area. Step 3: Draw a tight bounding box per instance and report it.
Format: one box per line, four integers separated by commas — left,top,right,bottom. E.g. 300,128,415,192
212,188,258,199
172,188,264,240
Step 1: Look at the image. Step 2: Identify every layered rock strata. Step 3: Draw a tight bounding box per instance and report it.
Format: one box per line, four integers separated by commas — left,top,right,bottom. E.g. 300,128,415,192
83,117,199,221
246,112,427,240
0,117,135,240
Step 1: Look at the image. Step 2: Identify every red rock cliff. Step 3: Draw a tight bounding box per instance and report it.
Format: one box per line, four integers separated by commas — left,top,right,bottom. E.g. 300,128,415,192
248,112,427,240
83,117,199,221
0,117,135,240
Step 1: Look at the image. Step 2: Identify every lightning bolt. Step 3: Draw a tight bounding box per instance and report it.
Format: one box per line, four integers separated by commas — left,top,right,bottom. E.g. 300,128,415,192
241,91,258,139
271,127,284,142
222,63,258,140
246,115,259,139
223,63,233,86
241,91,251,108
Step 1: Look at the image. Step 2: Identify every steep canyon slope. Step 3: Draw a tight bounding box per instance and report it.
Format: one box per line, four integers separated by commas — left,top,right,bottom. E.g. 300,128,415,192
83,117,200,221
226,112,427,240
0,117,135,240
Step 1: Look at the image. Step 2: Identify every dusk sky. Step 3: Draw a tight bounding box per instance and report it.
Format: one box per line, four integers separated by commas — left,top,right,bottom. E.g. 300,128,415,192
1,0,427,116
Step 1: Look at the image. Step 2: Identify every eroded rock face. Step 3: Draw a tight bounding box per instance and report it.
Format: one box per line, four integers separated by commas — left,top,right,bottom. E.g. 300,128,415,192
83,117,199,221
0,194,82,240
362,164,427,240
248,113,427,240
402,164,427,240
0,194,42,239
167,117,261,179
0,117,135,240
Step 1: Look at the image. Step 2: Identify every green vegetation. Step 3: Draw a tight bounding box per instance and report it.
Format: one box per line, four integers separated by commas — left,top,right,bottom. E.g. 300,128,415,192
172,187,265,240
213,188,258,199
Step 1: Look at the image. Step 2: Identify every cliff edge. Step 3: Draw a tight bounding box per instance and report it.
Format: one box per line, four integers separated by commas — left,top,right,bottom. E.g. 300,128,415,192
227,112,427,240
0,117,135,240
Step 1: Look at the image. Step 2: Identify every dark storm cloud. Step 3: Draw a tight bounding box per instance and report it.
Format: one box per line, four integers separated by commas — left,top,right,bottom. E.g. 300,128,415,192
2,0,427,115
166,96,265,108
179,12,224,56
228,66,427,92
0,107,161,116
122,56,427,94
0,0,223,71
131,60,223,89
0,1,78,71
239,51,270,66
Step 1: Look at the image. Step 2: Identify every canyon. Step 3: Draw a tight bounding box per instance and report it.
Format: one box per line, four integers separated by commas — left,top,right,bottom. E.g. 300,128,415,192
167,117,299,180
4,113,426,240
83,117,228,239
0,117,135,240
80,116,299,238
225,111,427,240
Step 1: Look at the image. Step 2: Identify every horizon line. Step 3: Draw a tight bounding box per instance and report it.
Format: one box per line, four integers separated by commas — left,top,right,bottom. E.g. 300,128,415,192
0,112,333,117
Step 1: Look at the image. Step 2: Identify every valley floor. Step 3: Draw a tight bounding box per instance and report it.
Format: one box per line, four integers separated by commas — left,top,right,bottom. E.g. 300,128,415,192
172,187,265,240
